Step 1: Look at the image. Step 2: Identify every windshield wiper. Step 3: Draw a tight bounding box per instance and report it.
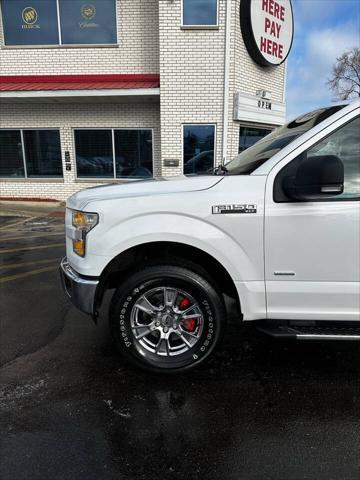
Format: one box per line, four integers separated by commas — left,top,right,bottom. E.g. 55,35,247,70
214,164,228,175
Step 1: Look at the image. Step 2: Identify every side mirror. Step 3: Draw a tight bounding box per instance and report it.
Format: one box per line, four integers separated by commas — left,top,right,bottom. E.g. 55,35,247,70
283,155,344,201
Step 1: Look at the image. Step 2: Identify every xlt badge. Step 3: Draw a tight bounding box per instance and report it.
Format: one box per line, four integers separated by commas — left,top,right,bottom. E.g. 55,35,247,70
212,204,257,214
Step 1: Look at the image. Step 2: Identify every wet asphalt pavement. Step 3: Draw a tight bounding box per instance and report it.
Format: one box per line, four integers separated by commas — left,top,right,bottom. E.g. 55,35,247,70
1,203,360,480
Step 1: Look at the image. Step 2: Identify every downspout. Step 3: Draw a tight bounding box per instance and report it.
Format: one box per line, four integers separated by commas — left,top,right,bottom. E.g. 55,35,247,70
222,0,232,164
283,61,288,117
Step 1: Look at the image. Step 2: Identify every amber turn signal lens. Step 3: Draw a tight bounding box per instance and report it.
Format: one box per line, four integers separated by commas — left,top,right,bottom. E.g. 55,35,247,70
73,239,85,257
73,211,87,227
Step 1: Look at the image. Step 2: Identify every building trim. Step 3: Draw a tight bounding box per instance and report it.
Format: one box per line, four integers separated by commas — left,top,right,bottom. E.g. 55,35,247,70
222,0,232,164
0,88,160,100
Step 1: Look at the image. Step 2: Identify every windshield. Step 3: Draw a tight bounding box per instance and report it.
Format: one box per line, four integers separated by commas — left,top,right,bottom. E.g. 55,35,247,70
223,105,345,175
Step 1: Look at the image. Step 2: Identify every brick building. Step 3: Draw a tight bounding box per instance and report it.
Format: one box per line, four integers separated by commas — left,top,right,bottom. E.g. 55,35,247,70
0,0,292,201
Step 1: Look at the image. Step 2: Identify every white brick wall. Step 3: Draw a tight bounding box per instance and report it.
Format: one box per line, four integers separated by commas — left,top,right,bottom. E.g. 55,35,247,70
0,0,159,74
159,0,226,176
0,102,161,201
158,0,286,175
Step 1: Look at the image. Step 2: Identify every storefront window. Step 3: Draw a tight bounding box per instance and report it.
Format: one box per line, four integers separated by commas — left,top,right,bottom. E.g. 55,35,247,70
0,129,62,178
239,126,272,152
59,0,117,45
183,124,215,175
115,130,153,178
182,0,218,26
23,130,63,177
75,129,153,179
0,130,25,177
75,130,113,178
0,0,117,46
1,0,59,46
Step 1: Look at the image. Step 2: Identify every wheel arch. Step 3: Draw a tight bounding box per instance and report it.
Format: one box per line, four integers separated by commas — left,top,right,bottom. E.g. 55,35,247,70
94,241,241,318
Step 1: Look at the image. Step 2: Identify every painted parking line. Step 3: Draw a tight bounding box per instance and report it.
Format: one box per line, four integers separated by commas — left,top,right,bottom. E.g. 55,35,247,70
0,243,64,254
0,265,59,284
0,258,59,270
0,225,64,233
0,216,36,231
0,232,64,242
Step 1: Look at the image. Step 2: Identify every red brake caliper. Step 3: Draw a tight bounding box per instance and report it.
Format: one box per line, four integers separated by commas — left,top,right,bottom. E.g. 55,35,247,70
179,298,197,332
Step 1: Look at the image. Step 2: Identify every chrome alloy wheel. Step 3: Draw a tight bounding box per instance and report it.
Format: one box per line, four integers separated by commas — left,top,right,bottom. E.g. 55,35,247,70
130,287,204,357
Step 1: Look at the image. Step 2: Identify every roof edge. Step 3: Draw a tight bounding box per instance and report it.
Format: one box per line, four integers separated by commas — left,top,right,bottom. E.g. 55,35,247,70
0,74,160,84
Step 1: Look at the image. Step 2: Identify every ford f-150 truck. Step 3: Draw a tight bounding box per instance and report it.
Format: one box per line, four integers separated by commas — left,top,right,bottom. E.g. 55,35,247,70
60,101,360,373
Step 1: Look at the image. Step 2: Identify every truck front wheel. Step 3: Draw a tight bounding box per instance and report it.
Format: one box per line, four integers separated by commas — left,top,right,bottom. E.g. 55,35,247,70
109,265,225,373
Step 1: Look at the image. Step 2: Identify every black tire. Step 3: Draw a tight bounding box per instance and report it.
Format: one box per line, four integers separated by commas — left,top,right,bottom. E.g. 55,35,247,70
109,265,226,373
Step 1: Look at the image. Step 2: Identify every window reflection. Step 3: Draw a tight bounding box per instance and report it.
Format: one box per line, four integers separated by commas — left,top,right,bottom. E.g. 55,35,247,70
0,129,62,178
75,130,114,178
239,126,272,152
75,129,153,179
23,130,62,177
0,130,25,177
308,116,360,198
183,125,215,175
115,130,153,178
183,0,218,26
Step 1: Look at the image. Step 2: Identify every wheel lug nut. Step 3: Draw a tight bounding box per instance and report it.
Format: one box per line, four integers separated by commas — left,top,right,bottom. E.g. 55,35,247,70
164,327,168,333
155,321,160,326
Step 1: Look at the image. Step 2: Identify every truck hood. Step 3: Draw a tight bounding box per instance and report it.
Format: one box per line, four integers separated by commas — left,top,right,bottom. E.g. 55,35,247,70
67,175,223,210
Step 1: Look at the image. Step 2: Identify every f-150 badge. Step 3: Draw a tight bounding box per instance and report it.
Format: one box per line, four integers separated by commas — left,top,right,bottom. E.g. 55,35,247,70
212,204,257,214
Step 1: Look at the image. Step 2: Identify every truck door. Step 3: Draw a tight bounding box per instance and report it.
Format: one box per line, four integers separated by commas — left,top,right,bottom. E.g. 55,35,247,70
264,113,360,321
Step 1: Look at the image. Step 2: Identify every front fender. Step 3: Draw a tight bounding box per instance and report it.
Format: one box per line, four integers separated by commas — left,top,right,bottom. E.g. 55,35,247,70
88,213,260,283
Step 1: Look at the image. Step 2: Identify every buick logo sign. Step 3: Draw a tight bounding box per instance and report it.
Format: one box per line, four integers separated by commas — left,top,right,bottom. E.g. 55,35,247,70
22,7,38,25
240,0,294,67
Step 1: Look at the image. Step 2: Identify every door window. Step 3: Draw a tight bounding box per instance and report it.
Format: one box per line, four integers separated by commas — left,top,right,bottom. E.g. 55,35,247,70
306,116,360,199
274,116,360,201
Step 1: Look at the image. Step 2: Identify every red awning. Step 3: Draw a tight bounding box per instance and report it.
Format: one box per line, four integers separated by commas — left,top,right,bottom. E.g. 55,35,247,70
0,74,160,92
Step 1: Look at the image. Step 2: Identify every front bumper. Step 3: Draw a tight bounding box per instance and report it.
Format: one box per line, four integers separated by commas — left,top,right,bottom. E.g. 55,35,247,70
59,257,99,315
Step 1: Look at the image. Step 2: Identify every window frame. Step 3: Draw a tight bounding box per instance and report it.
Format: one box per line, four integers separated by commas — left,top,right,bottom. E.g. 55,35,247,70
0,128,63,179
0,0,119,48
181,0,219,28
182,123,217,175
73,127,155,181
273,115,360,203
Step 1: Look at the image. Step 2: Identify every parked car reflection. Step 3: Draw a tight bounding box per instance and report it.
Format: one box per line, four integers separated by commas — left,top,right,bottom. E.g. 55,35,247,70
184,150,214,175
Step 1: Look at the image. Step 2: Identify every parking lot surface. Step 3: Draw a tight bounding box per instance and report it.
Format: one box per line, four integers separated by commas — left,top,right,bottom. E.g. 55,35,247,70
1,203,360,480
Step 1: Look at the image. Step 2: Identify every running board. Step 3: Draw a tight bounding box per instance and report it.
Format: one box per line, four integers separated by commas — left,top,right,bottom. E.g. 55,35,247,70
257,324,360,341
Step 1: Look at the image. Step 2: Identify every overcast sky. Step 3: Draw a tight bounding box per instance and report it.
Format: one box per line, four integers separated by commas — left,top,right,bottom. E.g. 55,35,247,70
286,0,360,119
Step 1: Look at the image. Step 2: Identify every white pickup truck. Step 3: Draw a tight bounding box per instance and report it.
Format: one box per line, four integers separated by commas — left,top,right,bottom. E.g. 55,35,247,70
60,101,360,373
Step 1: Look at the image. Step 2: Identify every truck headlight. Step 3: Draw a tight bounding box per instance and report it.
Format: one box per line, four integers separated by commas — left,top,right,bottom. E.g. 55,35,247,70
72,210,99,257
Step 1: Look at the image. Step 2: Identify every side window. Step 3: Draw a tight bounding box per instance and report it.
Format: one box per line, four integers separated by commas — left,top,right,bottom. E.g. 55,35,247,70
274,116,360,202
307,116,360,199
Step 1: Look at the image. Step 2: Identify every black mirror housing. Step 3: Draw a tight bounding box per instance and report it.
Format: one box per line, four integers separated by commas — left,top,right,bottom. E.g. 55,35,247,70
283,155,344,201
